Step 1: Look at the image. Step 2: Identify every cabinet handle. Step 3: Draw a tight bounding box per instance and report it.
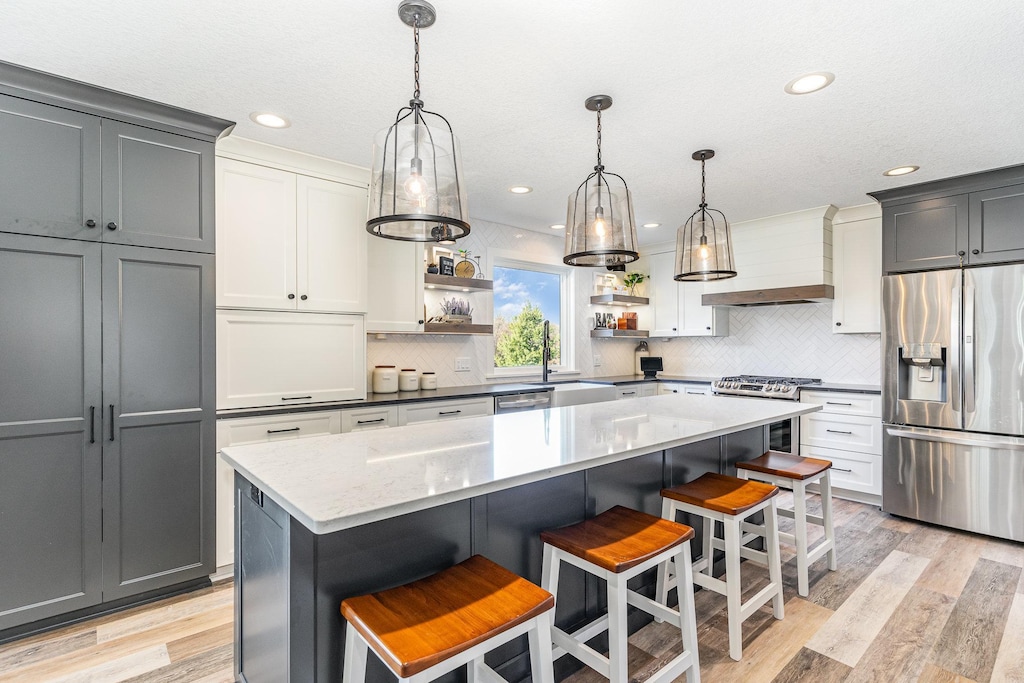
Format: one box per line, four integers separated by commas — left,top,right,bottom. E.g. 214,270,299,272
281,395,312,401
288,294,296,300
622,391,636,396
826,429,853,434
418,319,425,324
706,326,711,330
106,222,117,231
438,410,462,415
89,406,96,443
672,327,677,331
267,427,301,434
831,466,853,473
85,219,97,228
300,295,308,301
826,401,852,406
972,249,980,255
356,418,386,424
686,390,703,395
108,404,115,441
835,322,842,327
958,250,966,256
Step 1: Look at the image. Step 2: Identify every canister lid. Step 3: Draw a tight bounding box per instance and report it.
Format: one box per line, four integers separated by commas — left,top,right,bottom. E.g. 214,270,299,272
375,365,396,368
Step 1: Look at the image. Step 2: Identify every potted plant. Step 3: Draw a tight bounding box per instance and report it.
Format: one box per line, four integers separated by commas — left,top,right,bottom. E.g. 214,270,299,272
623,271,647,297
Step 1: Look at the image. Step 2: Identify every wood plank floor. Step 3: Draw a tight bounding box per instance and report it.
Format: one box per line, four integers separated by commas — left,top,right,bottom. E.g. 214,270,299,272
0,497,1021,682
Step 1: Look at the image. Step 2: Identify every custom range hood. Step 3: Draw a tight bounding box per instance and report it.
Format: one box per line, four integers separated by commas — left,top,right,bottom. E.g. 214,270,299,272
700,205,838,307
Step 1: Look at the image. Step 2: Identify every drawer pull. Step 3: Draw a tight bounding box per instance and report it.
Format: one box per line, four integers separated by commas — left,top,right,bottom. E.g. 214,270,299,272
686,391,704,395
438,410,462,416
622,391,636,396
356,418,386,424
281,395,312,401
826,401,853,406
267,427,301,434
826,429,853,435
831,467,853,473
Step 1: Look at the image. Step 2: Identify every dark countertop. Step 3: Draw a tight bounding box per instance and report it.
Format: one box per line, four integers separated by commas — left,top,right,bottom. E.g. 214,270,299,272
805,382,881,394
579,374,717,385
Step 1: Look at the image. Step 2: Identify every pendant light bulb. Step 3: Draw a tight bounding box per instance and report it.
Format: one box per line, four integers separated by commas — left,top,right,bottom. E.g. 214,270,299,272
697,235,711,261
594,207,607,238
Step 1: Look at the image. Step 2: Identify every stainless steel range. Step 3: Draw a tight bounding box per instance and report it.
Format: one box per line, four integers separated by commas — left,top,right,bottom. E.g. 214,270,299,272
712,375,822,454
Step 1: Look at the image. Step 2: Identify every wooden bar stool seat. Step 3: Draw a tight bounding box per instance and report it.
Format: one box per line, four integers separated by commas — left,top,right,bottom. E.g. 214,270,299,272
541,505,701,683
658,472,785,661
341,555,555,683
736,451,838,597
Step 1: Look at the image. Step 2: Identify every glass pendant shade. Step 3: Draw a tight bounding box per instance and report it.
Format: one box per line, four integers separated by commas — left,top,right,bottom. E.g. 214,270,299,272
564,179,639,267
674,208,737,281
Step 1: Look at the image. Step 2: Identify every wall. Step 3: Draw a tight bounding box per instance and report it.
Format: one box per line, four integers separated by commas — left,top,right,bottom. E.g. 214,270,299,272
650,303,880,385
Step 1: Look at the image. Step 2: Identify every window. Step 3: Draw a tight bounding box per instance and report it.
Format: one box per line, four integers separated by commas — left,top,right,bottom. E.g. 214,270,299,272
492,257,573,374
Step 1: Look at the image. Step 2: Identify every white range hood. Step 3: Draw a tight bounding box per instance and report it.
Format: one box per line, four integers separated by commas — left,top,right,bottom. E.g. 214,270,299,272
702,205,838,306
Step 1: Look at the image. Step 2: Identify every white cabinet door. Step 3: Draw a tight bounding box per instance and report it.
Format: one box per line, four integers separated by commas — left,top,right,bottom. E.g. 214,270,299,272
833,217,881,334
216,310,366,409
296,175,367,314
678,280,728,336
216,158,296,309
366,238,425,332
649,251,680,336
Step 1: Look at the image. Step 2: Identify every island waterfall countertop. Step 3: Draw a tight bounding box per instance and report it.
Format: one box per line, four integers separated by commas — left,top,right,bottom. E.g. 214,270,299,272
221,393,820,535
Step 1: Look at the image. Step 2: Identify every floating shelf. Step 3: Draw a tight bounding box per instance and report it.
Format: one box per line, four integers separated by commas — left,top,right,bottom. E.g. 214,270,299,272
423,323,494,335
590,329,649,338
424,274,493,292
590,293,649,306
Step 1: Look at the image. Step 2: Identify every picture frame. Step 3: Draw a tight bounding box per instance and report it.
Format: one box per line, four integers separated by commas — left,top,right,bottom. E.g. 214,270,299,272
438,255,455,276
430,246,455,268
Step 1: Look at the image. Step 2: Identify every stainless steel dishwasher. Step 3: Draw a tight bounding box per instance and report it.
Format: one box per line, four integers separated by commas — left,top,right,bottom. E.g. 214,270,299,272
494,390,552,413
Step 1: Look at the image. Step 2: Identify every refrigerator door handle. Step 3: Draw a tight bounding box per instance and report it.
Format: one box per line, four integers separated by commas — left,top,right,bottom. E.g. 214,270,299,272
950,286,962,415
885,425,1024,451
963,285,976,414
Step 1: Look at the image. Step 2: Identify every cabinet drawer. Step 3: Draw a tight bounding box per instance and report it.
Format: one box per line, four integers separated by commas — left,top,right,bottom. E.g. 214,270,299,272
660,383,711,396
216,410,342,449
800,444,881,496
801,411,882,454
616,386,651,399
341,406,399,432
801,390,881,418
398,397,493,425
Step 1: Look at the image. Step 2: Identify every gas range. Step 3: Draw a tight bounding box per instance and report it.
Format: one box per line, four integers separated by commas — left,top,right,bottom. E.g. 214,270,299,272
712,375,821,401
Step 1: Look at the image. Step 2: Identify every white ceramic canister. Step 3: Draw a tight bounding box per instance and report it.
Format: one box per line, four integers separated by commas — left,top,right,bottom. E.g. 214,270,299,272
399,368,419,392
372,365,399,394
420,371,437,390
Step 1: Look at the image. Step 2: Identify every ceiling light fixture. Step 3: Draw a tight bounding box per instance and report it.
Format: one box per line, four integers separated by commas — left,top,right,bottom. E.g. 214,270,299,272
250,112,290,128
675,150,737,281
883,165,920,177
564,95,639,267
642,222,661,228
366,0,469,243
784,71,835,95
508,185,533,194
550,224,565,230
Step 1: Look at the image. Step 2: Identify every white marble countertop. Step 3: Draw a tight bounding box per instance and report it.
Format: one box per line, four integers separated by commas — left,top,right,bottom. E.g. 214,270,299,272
221,394,820,535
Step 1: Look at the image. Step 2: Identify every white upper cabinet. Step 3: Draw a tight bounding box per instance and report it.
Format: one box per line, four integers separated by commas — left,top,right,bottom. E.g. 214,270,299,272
832,207,882,334
366,238,425,332
216,156,368,314
648,251,728,337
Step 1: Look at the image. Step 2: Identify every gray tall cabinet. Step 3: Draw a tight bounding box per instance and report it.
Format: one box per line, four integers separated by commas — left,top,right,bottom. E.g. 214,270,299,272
0,61,233,637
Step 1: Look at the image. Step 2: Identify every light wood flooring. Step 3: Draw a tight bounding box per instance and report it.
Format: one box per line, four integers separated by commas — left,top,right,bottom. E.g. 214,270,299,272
1,497,1021,682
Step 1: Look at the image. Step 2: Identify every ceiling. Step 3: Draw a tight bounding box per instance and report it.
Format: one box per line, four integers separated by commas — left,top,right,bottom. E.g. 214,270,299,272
2,1,1023,244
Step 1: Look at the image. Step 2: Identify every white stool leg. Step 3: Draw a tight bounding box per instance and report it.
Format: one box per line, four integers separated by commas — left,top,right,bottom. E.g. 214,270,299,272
528,610,555,683
702,515,714,576
343,624,369,683
821,471,838,571
764,500,785,620
675,545,701,683
541,543,559,597
606,572,629,683
792,479,810,597
656,498,674,611
723,516,744,661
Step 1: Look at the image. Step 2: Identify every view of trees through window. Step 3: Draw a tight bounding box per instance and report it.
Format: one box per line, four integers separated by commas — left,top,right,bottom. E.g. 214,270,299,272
493,266,561,368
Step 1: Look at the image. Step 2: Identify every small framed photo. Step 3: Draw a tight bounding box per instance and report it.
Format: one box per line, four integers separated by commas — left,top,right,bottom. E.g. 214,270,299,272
431,246,454,266
438,255,455,276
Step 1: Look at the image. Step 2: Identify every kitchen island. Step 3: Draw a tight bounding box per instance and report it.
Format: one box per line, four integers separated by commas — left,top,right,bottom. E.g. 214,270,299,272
222,394,820,683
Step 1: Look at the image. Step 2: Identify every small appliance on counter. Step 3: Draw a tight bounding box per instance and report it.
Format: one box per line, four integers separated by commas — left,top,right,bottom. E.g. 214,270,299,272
640,356,663,379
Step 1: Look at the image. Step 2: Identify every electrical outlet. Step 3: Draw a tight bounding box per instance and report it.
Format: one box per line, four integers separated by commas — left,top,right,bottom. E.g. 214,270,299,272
593,353,602,367
455,357,471,372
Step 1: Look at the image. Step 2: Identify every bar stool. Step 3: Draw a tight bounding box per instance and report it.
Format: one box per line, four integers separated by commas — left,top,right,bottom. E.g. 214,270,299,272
540,505,701,683
736,450,837,597
657,473,784,661
341,555,555,683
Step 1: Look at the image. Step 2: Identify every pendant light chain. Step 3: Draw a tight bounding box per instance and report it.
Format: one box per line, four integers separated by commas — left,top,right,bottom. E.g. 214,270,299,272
412,26,421,100
595,107,603,169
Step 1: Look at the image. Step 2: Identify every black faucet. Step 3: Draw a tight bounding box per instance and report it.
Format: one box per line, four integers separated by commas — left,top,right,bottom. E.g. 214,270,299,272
542,319,554,383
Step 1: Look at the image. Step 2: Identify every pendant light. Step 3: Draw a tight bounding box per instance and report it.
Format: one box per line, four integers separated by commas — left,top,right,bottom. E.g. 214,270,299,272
675,150,737,281
564,95,639,267
366,0,470,242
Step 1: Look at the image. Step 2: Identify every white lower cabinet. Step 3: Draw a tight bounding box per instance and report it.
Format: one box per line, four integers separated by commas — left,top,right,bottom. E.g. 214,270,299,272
216,309,366,409
659,383,712,396
398,397,494,425
215,410,342,568
800,390,882,502
341,405,399,432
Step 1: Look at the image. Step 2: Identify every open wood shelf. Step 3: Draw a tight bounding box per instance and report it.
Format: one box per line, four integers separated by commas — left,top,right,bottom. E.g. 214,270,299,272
590,329,649,338
423,323,494,335
424,274,493,292
590,293,649,306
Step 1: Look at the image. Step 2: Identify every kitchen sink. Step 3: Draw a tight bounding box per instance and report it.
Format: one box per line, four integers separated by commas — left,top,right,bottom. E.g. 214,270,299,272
537,382,617,407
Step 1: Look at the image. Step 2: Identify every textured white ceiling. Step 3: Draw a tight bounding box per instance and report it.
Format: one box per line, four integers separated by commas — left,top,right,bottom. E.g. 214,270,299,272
2,1,1023,244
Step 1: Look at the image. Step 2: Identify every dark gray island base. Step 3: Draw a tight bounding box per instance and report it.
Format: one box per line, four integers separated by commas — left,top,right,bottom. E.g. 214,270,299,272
232,428,766,683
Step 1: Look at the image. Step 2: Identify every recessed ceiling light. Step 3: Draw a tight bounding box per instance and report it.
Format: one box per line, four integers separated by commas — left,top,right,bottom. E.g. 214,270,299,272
784,72,835,95
883,165,920,177
508,186,533,194
514,233,524,239
550,223,565,230
642,222,661,228
249,112,291,128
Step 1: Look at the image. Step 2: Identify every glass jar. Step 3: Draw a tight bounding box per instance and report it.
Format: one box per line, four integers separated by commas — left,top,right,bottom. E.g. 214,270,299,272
399,368,419,392
420,371,437,390
371,365,398,394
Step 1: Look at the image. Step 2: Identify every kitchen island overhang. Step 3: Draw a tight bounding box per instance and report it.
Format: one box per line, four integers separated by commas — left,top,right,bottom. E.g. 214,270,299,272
222,394,821,683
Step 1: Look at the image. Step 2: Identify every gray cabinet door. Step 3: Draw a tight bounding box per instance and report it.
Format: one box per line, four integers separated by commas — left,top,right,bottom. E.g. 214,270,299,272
883,195,968,273
0,234,103,630
0,94,101,241
968,183,1024,265
101,122,214,253
101,246,216,600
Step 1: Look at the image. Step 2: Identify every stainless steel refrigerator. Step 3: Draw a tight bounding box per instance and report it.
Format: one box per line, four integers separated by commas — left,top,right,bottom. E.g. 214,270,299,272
882,265,1024,542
